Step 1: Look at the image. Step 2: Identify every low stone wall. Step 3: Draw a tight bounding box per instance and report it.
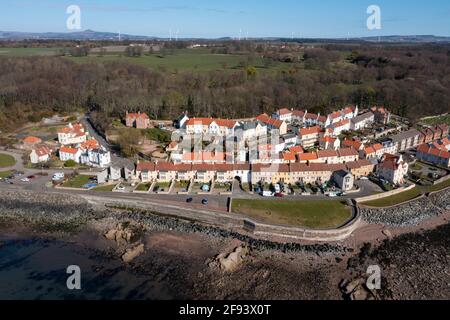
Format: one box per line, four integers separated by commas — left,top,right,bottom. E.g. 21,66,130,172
355,184,416,203
433,174,450,186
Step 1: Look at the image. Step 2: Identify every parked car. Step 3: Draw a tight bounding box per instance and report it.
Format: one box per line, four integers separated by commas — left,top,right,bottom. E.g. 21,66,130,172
274,193,284,198
20,178,30,182
262,191,274,197
52,173,65,181
359,177,369,181
186,198,193,203
116,185,125,191
201,199,208,205
27,175,36,179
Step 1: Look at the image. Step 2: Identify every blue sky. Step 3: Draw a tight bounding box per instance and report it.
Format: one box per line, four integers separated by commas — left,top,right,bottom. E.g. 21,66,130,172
1,0,449,38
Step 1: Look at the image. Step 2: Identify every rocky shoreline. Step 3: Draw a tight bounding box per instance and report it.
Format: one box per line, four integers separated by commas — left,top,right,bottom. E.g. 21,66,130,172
0,189,449,300
360,188,450,227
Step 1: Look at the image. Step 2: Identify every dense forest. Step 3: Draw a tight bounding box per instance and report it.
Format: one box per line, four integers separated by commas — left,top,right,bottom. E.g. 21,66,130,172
0,41,450,133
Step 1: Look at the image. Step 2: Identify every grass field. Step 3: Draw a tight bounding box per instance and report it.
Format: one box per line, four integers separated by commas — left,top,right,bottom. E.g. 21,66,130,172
62,175,95,188
0,153,16,168
231,199,352,229
362,187,422,207
0,47,63,57
66,48,294,73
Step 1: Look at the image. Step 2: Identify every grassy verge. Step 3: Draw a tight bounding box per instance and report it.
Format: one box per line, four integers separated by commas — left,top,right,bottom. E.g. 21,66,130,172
425,178,450,193
62,175,95,188
0,153,16,168
92,184,117,192
0,170,13,178
135,183,152,192
231,199,352,229
363,187,422,207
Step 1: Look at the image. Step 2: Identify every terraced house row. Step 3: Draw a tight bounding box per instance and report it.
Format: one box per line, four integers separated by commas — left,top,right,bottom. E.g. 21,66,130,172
130,159,375,186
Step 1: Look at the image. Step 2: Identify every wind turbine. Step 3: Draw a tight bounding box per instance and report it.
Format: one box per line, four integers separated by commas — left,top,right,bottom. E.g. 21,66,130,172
169,28,172,41
238,29,242,41
176,29,179,41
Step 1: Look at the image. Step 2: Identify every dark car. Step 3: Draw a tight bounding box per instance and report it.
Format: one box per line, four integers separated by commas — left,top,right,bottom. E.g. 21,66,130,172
186,198,193,203
27,175,36,179
201,199,209,205
274,193,284,198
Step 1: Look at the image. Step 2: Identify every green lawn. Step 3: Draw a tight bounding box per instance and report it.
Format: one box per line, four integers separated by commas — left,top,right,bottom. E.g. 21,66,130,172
0,170,13,178
62,175,95,188
92,184,117,192
231,199,352,229
0,153,16,168
135,183,152,191
65,48,293,73
362,187,422,207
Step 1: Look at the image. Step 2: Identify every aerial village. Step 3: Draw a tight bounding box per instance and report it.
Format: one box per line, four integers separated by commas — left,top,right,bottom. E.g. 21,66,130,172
19,105,450,197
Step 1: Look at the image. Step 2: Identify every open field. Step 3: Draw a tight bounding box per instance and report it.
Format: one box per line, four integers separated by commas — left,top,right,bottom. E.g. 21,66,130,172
0,154,16,168
363,187,422,207
0,47,62,57
66,48,294,73
231,199,352,229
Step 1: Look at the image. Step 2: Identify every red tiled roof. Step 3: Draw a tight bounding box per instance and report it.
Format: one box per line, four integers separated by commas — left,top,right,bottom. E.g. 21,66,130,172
417,144,450,159
136,162,156,171
343,139,362,150
290,145,304,154
283,152,297,161
338,147,359,157
292,110,306,117
127,112,149,120
186,118,215,126
330,111,342,119
80,139,100,150
33,145,52,157
333,119,350,128
300,126,321,136
298,152,318,161
23,136,42,144
276,108,292,116
317,149,338,158
59,146,79,155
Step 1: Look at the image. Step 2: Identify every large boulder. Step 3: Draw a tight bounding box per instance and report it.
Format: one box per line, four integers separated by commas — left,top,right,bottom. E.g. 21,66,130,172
122,243,145,263
215,245,250,272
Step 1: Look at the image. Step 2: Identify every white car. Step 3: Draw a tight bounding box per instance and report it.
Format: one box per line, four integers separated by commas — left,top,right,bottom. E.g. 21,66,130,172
116,185,125,191
359,177,369,181
21,178,30,182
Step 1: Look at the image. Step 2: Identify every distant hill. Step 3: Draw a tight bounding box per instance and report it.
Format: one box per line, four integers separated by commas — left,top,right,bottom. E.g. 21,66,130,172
356,35,450,43
0,29,158,41
0,30,450,43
